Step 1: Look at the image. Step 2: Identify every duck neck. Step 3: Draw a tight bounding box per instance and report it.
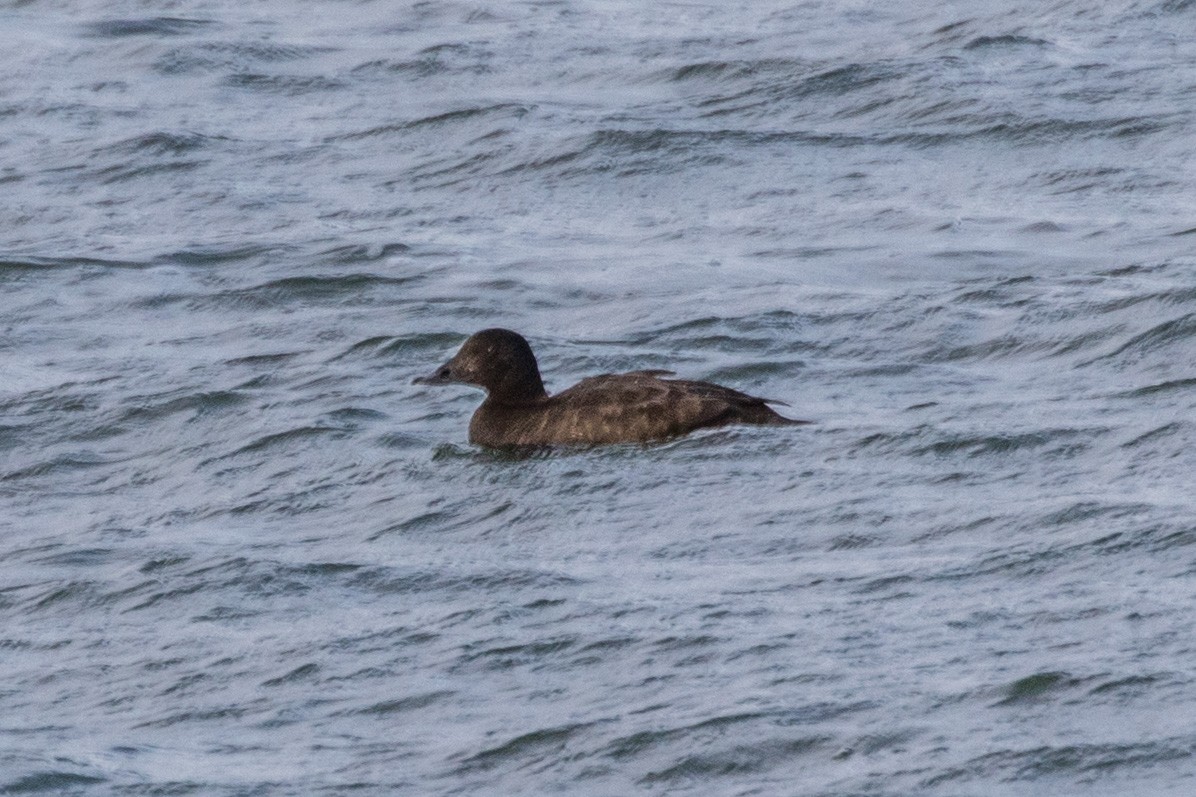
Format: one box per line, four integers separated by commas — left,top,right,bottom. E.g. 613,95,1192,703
487,370,548,406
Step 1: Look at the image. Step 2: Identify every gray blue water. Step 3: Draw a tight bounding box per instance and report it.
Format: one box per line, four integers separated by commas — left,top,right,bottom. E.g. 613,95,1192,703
3,1,1196,794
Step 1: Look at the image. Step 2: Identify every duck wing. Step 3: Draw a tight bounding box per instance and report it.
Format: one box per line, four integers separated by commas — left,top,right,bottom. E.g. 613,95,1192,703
544,372,803,444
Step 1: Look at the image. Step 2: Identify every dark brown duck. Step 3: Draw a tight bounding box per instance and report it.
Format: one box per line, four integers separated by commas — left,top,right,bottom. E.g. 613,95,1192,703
414,328,808,447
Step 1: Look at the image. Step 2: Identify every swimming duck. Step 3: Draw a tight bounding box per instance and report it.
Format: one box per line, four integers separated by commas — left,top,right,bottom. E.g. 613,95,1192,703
414,328,807,447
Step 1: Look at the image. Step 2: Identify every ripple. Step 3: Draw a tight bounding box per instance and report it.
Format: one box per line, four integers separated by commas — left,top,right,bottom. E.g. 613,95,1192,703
994,671,1082,705
922,739,1196,787
138,273,421,311
260,663,320,687
331,104,529,142
224,73,347,95
453,637,578,672
964,35,1052,50
914,428,1098,459
2,452,112,483
95,160,203,184
0,770,106,792
639,736,827,784
83,17,213,38
318,242,411,263
0,424,26,451
154,41,337,75
1120,422,1184,447
0,255,147,273
332,332,462,362
347,565,581,596
218,426,346,459
455,722,596,775
348,690,454,715
1093,313,1196,364
350,43,493,79
160,244,288,267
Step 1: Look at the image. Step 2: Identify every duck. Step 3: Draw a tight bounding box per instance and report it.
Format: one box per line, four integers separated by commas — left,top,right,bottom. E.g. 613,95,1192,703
414,328,808,447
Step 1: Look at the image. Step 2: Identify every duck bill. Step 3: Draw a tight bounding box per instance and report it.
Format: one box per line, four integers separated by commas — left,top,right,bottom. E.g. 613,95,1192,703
412,360,457,385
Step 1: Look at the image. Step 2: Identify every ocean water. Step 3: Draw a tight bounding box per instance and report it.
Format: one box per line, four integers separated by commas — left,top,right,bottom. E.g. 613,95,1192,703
3,1,1196,794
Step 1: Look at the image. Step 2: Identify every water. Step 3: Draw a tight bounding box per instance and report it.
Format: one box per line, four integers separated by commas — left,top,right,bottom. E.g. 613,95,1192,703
3,1,1196,794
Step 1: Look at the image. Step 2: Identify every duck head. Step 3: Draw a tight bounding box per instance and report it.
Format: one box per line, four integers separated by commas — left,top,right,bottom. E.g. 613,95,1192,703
414,328,548,404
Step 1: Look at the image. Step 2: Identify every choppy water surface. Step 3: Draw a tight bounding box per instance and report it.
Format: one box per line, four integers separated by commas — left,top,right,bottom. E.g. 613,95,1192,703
4,1,1196,794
